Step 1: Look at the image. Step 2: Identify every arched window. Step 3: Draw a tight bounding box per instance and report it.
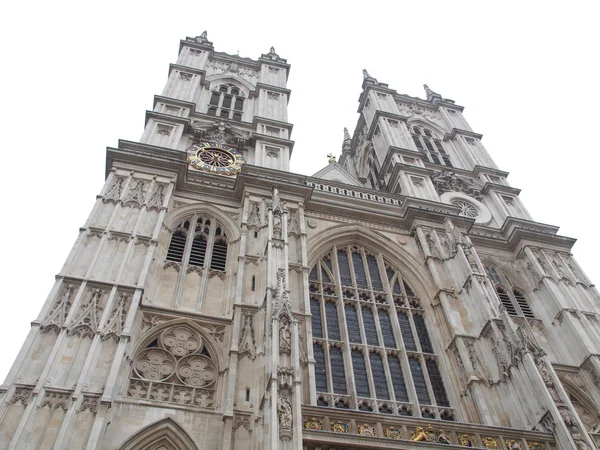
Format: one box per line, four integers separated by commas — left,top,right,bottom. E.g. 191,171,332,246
485,265,535,319
127,325,218,408
166,214,228,274
208,83,245,121
309,245,452,418
410,126,453,167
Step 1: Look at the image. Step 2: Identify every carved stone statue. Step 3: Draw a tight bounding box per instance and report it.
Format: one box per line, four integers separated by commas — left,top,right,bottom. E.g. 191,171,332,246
431,170,482,200
277,391,292,430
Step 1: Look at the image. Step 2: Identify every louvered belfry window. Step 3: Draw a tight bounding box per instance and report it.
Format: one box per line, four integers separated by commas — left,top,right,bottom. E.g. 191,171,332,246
410,126,453,167
309,245,452,419
165,214,228,273
485,265,536,319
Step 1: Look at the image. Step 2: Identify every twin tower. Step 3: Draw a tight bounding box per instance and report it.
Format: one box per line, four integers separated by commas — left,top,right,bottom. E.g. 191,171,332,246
0,32,598,450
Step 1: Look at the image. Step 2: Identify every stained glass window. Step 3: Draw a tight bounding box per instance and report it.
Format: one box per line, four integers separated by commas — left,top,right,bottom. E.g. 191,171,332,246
307,245,450,417
352,350,370,397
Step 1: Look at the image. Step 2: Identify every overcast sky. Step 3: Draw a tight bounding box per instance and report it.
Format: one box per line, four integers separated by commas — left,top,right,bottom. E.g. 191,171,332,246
0,1,598,382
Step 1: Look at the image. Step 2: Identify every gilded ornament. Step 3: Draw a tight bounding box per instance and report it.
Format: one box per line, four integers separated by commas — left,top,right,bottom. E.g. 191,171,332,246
527,442,545,450
410,426,429,442
482,436,500,449
383,426,401,439
357,423,376,437
330,420,349,433
505,439,524,449
303,417,323,431
458,433,476,447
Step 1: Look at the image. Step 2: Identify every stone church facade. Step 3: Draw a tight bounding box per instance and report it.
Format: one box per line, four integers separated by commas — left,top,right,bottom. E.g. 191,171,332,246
1,32,599,450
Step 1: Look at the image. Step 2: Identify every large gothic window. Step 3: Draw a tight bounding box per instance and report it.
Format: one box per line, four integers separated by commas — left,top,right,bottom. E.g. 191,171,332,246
207,84,245,121
410,126,453,167
127,325,218,408
166,214,229,274
485,265,535,319
309,245,452,419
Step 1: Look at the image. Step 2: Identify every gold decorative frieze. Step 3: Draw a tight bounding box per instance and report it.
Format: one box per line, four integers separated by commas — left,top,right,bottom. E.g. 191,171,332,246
458,433,476,447
482,436,500,449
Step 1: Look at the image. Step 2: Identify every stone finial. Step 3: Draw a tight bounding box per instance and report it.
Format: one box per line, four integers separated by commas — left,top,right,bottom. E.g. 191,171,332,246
424,84,439,97
327,153,336,164
195,31,210,45
363,69,371,79
343,127,351,141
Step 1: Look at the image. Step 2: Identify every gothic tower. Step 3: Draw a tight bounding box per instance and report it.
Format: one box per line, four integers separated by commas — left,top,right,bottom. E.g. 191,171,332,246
1,33,599,450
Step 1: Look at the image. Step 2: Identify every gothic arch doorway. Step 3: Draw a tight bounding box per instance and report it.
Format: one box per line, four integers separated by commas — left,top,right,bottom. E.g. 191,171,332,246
118,418,198,450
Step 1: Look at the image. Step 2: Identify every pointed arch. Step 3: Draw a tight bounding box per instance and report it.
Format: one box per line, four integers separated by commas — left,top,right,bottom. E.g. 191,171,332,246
406,116,447,137
118,417,198,450
131,318,225,370
165,203,240,243
307,223,436,299
558,375,600,432
206,74,255,93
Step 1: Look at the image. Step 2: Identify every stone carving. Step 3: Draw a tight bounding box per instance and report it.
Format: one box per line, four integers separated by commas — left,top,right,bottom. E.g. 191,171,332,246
423,84,438,97
279,316,292,354
103,176,124,204
277,389,293,431
146,183,165,211
206,60,258,81
343,127,351,141
140,314,167,331
278,367,293,389
271,187,284,216
246,202,262,230
122,180,146,208
163,261,181,272
559,406,592,449
396,101,442,124
69,288,105,337
9,387,33,406
238,312,256,361
202,324,225,343
505,439,523,449
233,414,252,433
79,396,99,414
287,209,301,238
129,324,218,407
179,72,192,81
482,436,500,449
466,341,490,386
42,284,76,332
431,170,482,200
41,392,70,411
273,269,293,321
103,292,130,341
192,120,249,147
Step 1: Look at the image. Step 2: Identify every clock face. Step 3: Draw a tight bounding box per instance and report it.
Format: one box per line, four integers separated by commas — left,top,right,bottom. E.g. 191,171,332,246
186,142,245,176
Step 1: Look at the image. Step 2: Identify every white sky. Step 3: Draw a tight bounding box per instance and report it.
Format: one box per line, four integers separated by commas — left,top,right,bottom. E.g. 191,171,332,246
0,1,598,382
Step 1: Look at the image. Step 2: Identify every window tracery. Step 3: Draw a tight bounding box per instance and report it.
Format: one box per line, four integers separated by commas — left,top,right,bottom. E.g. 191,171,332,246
410,126,453,167
207,83,245,121
485,265,535,319
127,325,218,408
309,245,451,419
166,214,229,275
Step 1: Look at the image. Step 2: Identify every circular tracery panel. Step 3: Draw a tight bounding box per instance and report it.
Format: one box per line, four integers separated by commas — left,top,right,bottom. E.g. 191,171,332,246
451,199,479,218
134,349,176,381
177,355,217,388
160,326,203,357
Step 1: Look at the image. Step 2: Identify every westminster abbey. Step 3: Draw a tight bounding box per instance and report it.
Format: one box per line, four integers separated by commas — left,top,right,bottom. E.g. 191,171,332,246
1,32,599,450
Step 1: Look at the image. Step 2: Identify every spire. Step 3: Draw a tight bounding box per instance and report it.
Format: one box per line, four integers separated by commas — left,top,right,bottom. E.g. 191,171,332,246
343,127,351,141
261,46,286,63
200,30,207,39
363,69,371,80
